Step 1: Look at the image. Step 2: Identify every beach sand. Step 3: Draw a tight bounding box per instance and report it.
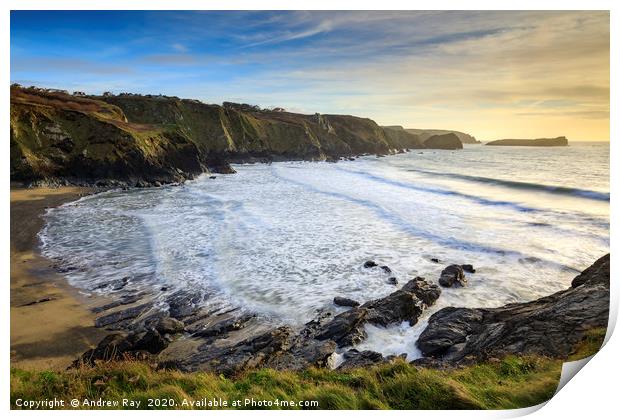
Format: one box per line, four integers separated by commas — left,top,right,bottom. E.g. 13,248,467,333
10,187,108,370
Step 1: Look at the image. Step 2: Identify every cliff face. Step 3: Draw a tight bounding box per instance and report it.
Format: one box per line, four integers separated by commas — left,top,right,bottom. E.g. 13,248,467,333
485,137,568,147
10,89,204,186
10,87,424,186
385,126,479,144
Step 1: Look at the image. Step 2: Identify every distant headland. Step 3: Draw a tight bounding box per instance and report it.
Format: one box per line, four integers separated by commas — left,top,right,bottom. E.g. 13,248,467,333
485,137,568,147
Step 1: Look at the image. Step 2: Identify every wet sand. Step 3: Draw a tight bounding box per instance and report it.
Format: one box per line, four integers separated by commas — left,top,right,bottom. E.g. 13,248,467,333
10,187,108,370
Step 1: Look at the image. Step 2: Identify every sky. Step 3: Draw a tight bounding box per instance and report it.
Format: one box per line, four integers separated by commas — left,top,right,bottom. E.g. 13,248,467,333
10,10,610,141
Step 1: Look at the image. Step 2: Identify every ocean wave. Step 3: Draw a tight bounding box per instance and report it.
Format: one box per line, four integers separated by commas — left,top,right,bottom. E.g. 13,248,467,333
272,166,579,273
334,166,543,213
406,168,609,201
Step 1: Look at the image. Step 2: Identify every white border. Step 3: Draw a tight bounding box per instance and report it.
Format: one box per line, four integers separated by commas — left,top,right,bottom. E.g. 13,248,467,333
2,1,617,419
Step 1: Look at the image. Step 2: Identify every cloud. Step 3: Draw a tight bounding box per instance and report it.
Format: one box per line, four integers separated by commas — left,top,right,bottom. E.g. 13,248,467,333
172,43,188,52
240,19,333,47
10,11,610,139
11,57,132,75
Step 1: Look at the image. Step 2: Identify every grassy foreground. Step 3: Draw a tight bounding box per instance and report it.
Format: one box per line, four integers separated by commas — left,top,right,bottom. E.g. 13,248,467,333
11,328,605,410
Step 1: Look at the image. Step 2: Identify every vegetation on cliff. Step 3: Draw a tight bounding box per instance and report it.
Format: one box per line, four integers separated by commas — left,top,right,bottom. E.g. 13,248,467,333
10,355,560,410
10,328,605,410
10,86,425,186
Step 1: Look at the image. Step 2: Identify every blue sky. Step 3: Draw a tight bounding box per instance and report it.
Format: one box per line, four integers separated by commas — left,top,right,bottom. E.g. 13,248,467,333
11,10,610,140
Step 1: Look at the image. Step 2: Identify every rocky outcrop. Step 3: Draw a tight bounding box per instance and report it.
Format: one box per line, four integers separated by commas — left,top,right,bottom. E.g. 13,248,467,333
152,276,441,373
338,349,385,369
315,307,369,346
75,328,171,366
401,277,442,305
362,290,425,327
11,86,424,186
416,254,609,363
423,133,463,150
385,126,480,144
333,297,361,307
438,265,467,287
485,137,568,147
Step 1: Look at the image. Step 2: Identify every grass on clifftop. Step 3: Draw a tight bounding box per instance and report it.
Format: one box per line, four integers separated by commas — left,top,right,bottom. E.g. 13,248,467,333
11,328,605,410
11,356,560,410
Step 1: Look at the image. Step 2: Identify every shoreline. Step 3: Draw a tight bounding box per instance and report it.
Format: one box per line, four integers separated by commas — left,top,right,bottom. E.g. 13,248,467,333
9,176,609,374
10,187,108,370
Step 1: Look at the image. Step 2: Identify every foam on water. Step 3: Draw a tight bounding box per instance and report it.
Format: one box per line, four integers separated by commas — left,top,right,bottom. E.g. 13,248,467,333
39,143,609,359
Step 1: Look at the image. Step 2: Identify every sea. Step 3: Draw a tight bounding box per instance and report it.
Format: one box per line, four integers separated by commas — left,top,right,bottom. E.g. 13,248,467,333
40,142,610,359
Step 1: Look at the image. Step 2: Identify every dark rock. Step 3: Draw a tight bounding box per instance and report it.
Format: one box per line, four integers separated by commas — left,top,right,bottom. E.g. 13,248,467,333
363,260,378,268
195,326,337,374
93,293,143,313
333,297,360,307
209,175,217,179
423,133,463,150
315,307,368,346
416,308,483,357
430,258,440,263
571,254,609,288
362,290,424,327
76,333,134,365
133,330,169,354
155,317,185,334
19,297,54,307
387,277,398,285
167,291,203,319
416,254,610,363
268,338,337,371
380,265,392,273
338,349,384,369
193,315,252,338
75,328,170,366
460,264,476,273
401,277,442,306
93,277,129,291
94,303,151,328
200,326,294,374
438,265,467,287
299,310,334,337
206,156,236,174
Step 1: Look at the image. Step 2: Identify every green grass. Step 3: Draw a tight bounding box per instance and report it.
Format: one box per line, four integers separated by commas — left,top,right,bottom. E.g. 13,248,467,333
567,327,607,361
11,355,562,410
11,329,606,410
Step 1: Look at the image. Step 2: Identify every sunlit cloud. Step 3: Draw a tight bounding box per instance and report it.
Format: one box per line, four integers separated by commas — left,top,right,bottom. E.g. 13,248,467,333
10,10,609,140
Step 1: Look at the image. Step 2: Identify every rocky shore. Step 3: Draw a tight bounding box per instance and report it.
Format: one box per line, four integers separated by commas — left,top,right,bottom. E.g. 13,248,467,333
416,254,609,365
71,254,609,374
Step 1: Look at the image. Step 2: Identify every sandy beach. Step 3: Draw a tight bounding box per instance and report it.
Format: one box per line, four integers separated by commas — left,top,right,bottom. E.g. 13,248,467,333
10,187,107,370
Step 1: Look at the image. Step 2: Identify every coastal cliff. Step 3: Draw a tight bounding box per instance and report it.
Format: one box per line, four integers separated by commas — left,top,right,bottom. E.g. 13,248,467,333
384,126,479,144
485,137,568,147
10,86,425,186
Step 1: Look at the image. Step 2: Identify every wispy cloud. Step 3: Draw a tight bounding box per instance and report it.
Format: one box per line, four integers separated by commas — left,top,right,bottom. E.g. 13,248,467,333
171,43,188,52
10,10,610,140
